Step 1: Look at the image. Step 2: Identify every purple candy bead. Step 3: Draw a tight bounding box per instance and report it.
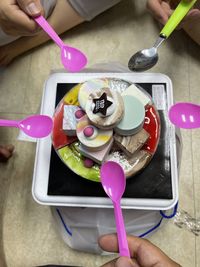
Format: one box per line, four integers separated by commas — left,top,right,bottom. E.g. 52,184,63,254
83,126,94,137
84,158,94,168
75,109,85,119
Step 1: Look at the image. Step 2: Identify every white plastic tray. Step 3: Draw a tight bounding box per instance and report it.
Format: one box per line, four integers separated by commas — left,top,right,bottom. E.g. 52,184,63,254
32,72,178,210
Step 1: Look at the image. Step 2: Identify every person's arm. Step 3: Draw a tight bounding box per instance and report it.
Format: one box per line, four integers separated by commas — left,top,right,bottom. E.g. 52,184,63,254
98,234,181,267
0,0,43,36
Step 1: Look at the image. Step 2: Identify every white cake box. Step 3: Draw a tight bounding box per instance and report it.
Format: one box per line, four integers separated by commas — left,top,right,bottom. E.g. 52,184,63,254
32,71,180,211
32,70,181,254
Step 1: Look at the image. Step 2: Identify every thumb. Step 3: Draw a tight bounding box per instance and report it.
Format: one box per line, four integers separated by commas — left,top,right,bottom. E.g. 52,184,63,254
17,0,43,17
115,257,140,267
178,9,200,28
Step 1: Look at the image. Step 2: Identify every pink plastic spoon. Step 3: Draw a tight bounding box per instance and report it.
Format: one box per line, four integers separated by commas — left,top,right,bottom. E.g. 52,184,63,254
0,115,53,138
100,161,130,257
34,15,87,72
169,102,200,129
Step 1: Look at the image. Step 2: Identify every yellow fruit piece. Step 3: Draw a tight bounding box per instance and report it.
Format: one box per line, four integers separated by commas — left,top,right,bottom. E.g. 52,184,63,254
64,84,81,106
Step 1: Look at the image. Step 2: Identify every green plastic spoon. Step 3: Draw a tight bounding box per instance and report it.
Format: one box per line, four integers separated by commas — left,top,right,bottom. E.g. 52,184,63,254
128,0,197,71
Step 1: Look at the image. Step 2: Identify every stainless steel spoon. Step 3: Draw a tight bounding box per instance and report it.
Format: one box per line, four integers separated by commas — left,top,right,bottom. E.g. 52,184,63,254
128,0,197,72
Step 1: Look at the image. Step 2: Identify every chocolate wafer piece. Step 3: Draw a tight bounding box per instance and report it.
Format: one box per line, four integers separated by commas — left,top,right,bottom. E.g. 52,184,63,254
114,128,150,157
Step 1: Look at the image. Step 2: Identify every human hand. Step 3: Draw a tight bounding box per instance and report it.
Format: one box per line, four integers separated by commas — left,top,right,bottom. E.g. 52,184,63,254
0,144,14,162
146,0,200,29
99,234,181,267
0,0,44,36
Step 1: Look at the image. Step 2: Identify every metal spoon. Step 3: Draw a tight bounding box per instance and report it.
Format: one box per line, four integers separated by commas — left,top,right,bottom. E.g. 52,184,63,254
100,161,130,257
128,0,197,72
0,115,53,138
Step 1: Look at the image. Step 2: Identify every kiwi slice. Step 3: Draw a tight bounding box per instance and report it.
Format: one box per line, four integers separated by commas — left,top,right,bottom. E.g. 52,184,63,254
57,142,100,182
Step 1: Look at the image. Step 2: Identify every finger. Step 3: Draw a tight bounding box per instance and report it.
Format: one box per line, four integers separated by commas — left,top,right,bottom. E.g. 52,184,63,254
99,234,165,259
147,0,169,24
0,55,8,66
99,234,173,266
6,144,15,153
184,8,200,21
0,146,12,161
4,5,39,34
162,1,173,17
17,0,43,17
0,56,13,66
98,234,178,267
178,9,200,28
99,234,119,253
116,257,140,267
100,257,139,267
100,258,117,267
99,234,146,257
2,22,39,36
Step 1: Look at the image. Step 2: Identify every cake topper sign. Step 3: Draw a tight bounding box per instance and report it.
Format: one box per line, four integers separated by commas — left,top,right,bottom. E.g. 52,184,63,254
93,92,113,116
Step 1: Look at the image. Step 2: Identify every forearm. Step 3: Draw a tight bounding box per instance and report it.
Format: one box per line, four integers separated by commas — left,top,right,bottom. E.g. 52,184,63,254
48,0,84,35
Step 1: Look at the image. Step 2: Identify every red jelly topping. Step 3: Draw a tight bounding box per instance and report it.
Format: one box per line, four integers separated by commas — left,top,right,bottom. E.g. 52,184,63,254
142,104,160,154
